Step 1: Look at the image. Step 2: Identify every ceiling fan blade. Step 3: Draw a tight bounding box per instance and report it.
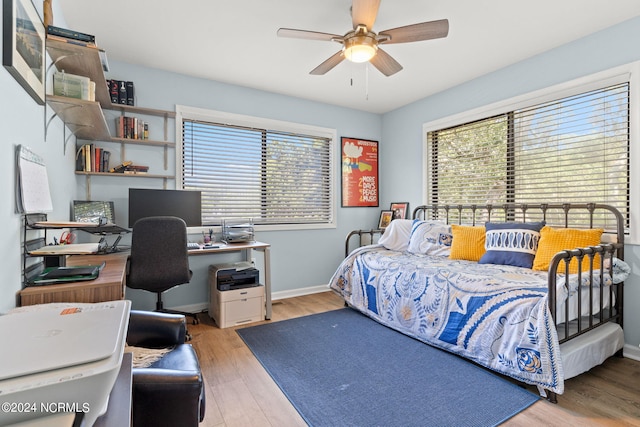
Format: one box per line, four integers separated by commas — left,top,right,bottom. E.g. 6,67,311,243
378,19,449,44
310,51,345,75
351,0,381,30
369,48,403,76
277,28,342,42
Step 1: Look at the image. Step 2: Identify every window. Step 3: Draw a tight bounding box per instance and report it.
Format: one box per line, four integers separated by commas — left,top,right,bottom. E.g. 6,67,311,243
177,107,336,229
425,82,629,228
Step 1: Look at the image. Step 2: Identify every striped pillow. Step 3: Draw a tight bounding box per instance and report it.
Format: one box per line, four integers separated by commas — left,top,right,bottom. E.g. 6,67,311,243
479,222,545,268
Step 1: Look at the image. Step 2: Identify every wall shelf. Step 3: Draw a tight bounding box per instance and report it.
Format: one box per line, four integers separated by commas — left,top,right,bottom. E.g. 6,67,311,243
47,95,110,141
46,37,177,199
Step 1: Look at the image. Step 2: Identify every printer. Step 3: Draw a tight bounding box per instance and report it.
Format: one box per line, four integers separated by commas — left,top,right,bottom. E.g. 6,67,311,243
0,300,130,426
211,261,260,291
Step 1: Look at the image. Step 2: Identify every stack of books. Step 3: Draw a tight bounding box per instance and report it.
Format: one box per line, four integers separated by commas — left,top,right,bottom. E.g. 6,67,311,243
108,161,149,174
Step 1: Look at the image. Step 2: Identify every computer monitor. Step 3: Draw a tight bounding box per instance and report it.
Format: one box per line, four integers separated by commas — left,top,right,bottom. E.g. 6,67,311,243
128,188,202,227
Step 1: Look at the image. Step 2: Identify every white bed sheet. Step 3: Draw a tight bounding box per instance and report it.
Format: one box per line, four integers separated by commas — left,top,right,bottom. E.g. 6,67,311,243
559,322,624,379
556,289,613,324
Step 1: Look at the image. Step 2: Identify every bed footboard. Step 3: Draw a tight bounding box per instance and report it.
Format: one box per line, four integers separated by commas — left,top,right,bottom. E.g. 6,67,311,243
548,242,624,342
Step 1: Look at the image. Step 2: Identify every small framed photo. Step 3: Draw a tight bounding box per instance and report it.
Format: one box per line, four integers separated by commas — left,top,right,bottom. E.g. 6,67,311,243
2,0,46,105
390,202,410,220
378,210,393,229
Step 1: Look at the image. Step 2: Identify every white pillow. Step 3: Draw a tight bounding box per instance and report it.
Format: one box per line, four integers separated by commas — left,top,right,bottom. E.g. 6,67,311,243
407,219,453,256
378,219,414,251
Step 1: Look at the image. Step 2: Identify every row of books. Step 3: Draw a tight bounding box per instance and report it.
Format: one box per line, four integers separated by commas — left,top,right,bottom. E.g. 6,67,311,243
115,116,149,140
76,144,110,173
108,79,135,106
75,146,150,174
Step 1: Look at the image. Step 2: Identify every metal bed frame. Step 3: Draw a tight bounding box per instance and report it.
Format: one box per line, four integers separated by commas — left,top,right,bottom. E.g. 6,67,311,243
344,203,626,402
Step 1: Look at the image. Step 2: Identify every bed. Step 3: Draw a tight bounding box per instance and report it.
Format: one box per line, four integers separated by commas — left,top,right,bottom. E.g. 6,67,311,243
329,203,629,402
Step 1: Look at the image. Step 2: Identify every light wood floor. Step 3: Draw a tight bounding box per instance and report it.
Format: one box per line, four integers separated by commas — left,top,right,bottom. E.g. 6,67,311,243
187,291,640,427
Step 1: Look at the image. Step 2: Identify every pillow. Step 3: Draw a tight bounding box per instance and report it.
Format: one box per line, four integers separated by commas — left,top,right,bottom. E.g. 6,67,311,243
449,225,486,262
532,226,604,273
378,219,414,252
407,219,452,256
479,221,545,268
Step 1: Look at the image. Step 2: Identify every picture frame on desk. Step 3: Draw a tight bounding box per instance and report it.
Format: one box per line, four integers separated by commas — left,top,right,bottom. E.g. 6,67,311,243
2,0,46,105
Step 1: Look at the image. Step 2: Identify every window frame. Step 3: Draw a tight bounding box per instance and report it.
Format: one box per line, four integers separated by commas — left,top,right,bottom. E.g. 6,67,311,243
422,62,640,243
176,105,338,232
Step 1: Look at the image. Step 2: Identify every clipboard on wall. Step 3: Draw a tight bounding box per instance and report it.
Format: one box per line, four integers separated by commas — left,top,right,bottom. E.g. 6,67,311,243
16,145,53,214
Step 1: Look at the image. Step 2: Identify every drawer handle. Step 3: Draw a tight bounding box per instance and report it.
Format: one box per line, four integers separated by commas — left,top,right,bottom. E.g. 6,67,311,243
240,292,248,295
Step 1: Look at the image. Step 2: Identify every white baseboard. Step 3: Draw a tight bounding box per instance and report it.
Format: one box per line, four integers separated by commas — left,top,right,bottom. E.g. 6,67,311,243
272,284,330,301
170,284,332,314
171,302,209,314
623,343,640,361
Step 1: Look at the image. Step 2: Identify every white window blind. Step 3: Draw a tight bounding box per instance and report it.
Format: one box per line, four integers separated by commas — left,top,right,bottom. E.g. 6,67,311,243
181,118,334,226
426,82,629,227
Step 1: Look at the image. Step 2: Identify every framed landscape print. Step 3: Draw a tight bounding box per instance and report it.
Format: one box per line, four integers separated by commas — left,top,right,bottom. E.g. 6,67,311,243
341,137,379,207
3,0,46,105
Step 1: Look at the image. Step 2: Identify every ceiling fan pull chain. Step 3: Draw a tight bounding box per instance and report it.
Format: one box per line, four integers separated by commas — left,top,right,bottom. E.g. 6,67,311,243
365,64,369,100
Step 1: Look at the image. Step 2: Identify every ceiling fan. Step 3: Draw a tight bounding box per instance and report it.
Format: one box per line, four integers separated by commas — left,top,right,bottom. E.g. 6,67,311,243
277,0,449,77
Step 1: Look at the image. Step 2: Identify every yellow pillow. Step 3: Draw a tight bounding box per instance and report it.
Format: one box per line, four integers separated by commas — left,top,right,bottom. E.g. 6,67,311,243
532,226,604,273
449,225,486,262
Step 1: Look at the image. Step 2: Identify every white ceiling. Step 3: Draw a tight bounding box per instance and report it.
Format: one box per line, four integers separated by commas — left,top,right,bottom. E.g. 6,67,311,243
57,0,640,114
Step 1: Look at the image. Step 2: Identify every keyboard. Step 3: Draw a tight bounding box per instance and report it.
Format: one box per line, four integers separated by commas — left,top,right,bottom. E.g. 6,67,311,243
187,242,201,250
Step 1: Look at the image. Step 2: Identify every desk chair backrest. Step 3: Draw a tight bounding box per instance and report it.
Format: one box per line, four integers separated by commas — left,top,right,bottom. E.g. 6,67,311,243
127,216,191,292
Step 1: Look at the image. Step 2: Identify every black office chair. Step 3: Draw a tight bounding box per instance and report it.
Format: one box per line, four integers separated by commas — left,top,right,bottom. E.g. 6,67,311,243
127,216,199,326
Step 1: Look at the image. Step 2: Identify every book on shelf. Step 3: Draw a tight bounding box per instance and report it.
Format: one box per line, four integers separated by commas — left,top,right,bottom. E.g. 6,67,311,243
126,81,135,105
123,164,149,174
109,161,133,173
47,25,96,43
53,71,95,101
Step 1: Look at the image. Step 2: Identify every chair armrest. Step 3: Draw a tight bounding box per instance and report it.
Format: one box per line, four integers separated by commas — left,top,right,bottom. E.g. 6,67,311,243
127,310,186,347
131,369,204,426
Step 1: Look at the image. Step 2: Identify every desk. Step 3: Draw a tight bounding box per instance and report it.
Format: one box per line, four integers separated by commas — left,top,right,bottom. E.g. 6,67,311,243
18,252,129,306
188,241,272,319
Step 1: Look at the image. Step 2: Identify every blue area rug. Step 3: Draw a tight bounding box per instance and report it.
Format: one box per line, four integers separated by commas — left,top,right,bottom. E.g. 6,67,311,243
237,308,539,427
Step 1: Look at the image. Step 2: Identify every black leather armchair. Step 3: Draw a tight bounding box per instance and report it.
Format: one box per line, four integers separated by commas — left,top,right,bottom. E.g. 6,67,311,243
126,310,205,427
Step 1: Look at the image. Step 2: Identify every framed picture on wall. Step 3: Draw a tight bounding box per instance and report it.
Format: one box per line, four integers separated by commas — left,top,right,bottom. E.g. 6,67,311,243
390,202,410,220
2,0,46,105
341,137,379,207
378,210,393,229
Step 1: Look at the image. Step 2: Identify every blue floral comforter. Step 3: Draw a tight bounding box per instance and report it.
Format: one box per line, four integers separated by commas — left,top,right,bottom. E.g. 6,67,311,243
329,245,566,394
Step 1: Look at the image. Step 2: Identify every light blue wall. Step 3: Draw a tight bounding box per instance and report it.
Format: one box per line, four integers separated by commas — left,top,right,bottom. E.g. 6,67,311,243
380,16,640,348
81,61,382,311
0,2,77,314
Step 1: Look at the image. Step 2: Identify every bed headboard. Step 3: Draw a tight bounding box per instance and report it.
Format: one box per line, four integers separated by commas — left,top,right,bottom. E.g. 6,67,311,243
412,203,625,259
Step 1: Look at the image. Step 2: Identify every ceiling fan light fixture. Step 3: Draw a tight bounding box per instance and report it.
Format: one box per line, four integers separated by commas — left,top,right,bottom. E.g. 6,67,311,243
343,35,377,63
